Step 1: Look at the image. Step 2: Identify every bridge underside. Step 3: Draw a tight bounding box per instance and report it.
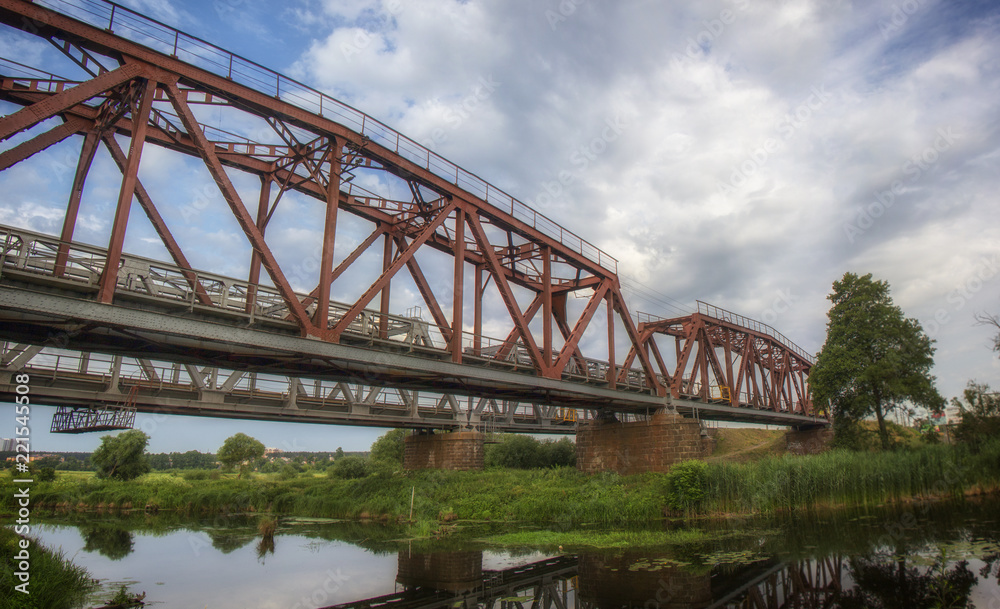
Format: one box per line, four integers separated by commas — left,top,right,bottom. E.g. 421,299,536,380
0,284,828,430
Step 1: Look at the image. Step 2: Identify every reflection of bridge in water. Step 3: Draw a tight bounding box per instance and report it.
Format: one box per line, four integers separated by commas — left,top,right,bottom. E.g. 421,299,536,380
322,550,847,609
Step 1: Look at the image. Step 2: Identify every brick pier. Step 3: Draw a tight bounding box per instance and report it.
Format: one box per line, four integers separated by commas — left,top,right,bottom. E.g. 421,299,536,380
576,409,709,475
402,430,484,470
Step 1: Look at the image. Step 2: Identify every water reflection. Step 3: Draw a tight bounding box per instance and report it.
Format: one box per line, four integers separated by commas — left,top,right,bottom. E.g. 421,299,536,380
208,529,255,554
838,553,976,609
81,524,134,560
25,498,1000,609
326,543,998,609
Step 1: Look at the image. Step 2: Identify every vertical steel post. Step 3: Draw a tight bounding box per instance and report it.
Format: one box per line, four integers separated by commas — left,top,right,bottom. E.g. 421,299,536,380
312,139,341,334
55,129,100,277
473,264,483,355
246,176,271,315
451,208,465,363
607,294,616,389
542,245,552,367
379,234,393,339
98,78,155,303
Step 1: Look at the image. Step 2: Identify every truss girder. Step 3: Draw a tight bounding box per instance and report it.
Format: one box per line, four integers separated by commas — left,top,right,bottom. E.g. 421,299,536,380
0,0,817,404
0,81,586,294
638,312,815,415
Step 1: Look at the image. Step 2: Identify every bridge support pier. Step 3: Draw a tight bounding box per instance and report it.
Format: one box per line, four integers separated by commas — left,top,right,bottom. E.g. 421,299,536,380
785,426,834,455
403,430,484,471
579,553,712,608
576,408,709,475
397,550,482,593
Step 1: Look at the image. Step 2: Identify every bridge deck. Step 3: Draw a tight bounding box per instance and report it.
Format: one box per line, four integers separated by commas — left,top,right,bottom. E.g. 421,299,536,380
0,225,826,428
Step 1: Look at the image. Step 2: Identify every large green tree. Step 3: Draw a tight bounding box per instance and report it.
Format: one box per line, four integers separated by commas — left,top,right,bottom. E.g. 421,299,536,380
91,430,151,481
810,272,944,450
369,429,406,466
217,433,265,478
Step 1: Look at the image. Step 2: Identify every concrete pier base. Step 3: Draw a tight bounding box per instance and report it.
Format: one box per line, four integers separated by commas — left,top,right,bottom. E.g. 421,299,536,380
403,430,484,470
576,409,709,475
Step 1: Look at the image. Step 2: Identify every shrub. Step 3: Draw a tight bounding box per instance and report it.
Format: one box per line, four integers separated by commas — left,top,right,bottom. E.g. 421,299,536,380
539,437,576,467
664,460,708,511
279,464,298,481
37,467,57,482
329,456,370,479
486,435,543,468
370,429,407,466
181,469,212,481
486,435,576,469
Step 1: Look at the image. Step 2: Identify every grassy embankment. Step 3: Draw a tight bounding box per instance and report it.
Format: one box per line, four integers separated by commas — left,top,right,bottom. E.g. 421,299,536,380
4,438,999,530
0,526,96,609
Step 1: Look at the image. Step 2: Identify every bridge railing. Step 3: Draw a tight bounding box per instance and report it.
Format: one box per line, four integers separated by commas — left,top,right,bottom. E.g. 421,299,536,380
0,224,654,393
33,0,617,274
638,304,814,366
696,301,814,364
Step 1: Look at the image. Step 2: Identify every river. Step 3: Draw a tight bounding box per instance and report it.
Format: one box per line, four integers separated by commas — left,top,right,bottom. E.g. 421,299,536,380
26,497,1000,608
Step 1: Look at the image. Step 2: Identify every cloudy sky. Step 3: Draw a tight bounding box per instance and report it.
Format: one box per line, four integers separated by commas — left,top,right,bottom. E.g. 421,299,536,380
2,0,999,452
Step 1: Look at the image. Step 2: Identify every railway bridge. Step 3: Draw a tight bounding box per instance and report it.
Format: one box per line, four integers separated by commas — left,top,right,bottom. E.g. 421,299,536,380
0,0,828,472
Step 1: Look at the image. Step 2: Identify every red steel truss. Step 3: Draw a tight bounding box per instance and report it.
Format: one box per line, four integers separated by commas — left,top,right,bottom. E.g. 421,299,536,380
0,0,659,392
0,0,819,420
624,302,815,415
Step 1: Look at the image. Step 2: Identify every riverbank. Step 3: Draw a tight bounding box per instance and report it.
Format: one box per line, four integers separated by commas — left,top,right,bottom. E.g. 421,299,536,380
5,440,999,528
0,526,96,609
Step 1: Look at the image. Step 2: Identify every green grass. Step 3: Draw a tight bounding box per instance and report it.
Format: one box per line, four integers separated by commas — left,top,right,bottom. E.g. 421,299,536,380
479,528,710,550
0,527,96,609
3,439,998,529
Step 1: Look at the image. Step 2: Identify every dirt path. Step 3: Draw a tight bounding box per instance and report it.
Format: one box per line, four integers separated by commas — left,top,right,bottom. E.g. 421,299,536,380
706,431,784,462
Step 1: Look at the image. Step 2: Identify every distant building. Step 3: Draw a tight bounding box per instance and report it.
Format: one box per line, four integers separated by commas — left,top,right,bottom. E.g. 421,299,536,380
0,438,14,452
264,447,282,456
30,454,63,463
